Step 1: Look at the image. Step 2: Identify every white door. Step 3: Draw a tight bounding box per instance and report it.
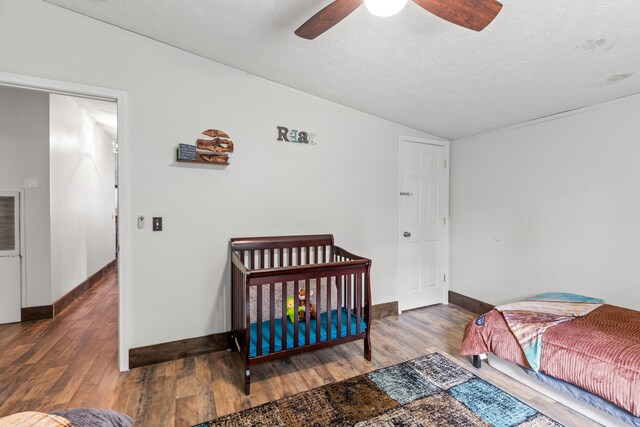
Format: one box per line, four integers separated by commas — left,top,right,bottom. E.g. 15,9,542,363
0,192,21,324
398,140,449,312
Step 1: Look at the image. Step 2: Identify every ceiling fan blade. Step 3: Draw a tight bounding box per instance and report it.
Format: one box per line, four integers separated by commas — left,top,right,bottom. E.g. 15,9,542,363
295,0,364,40
412,0,502,31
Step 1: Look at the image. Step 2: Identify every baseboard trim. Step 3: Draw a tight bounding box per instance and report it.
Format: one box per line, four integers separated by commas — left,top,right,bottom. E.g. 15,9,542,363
371,301,398,319
53,259,117,316
448,291,494,315
129,332,230,369
130,301,399,369
21,305,54,322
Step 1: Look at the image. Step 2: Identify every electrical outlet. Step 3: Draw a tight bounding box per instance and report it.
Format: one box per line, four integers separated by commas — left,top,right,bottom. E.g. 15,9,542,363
152,217,162,231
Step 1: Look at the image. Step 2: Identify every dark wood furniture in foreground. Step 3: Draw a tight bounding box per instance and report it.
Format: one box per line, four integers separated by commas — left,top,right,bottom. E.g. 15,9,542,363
230,234,372,395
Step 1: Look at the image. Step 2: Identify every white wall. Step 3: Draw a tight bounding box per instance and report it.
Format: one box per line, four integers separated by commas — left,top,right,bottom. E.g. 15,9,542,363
451,94,640,310
0,0,438,349
50,94,116,301
0,85,52,307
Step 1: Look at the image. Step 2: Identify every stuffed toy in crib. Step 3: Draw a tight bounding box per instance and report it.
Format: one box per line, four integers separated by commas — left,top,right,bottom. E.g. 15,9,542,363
286,289,317,323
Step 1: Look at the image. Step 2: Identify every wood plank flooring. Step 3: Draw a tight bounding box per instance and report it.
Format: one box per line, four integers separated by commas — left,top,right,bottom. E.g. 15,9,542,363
0,270,600,426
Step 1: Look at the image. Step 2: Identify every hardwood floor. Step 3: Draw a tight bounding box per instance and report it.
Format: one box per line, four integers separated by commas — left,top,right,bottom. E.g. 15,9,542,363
0,270,600,426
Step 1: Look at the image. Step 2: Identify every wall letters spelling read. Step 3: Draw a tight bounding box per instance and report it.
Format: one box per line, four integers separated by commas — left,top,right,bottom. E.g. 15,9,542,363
276,126,316,145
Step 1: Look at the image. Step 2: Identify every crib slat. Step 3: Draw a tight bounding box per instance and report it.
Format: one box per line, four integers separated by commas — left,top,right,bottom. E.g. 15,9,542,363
327,276,332,341
235,261,239,332
231,261,235,341
261,250,266,269
303,246,308,265
360,272,365,317
270,249,274,268
245,280,250,358
269,283,275,354
356,273,362,334
281,282,287,351
257,285,262,357
315,278,320,342
336,276,342,338
234,263,237,334
346,274,352,336
304,279,310,346
294,281,299,348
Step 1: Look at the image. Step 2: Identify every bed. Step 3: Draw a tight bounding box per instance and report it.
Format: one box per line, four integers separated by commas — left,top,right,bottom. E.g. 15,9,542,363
0,409,132,427
229,234,372,395
460,293,640,426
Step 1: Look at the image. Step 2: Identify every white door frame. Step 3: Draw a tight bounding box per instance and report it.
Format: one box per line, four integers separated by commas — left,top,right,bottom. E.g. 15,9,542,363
0,71,131,371
397,135,450,312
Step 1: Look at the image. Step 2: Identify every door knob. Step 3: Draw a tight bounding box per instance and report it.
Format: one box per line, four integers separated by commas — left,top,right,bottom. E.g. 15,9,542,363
403,231,411,237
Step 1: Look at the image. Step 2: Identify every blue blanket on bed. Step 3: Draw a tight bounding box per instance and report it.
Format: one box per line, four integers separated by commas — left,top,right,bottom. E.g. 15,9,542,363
249,308,367,358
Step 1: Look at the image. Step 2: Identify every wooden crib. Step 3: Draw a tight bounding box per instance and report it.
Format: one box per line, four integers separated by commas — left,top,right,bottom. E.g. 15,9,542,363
229,234,372,395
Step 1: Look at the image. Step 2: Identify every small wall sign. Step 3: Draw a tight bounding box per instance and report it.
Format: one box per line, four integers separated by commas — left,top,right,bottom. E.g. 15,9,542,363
177,143,196,161
276,126,316,145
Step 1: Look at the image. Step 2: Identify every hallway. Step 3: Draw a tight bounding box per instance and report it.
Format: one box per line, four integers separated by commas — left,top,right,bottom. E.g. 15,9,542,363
0,269,120,416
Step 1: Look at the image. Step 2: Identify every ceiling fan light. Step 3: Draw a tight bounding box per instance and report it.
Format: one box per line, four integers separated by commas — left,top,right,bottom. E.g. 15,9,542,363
364,0,408,17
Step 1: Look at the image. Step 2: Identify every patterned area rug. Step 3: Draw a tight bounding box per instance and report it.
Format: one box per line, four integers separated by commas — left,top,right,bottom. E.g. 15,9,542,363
194,353,561,426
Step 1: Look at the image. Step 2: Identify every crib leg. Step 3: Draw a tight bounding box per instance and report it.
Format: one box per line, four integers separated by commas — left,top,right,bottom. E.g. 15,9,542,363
244,368,251,395
472,355,482,369
364,335,372,361
228,332,237,352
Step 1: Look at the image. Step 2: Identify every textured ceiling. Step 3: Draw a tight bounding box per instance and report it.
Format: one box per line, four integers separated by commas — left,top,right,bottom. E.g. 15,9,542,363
42,0,640,139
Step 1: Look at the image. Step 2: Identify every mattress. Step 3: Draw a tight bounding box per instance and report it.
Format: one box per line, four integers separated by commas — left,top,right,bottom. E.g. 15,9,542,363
523,367,640,426
461,304,640,417
249,307,367,358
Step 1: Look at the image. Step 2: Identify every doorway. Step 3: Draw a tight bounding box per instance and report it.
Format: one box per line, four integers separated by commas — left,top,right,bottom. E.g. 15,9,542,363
397,138,450,312
0,70,128,371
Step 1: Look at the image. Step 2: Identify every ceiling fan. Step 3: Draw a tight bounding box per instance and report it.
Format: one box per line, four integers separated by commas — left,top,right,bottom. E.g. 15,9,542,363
295,0,503,39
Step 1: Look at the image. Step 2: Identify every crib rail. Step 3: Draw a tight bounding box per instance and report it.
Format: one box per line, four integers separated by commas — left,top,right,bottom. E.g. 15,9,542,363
229,234,372,394
230,234,342,269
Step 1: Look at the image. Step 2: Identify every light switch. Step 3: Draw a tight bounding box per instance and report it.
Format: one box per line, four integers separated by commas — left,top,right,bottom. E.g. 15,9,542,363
152,217,162,231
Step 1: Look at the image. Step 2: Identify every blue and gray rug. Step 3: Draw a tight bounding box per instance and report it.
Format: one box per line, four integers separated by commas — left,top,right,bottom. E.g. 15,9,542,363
195,353,561,426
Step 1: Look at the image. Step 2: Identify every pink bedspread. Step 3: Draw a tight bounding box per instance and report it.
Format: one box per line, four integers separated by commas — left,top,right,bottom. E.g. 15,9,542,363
461,304,640,417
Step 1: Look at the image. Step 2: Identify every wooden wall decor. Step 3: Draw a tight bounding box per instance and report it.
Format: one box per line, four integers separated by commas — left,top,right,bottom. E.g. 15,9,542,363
177,128,234,165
